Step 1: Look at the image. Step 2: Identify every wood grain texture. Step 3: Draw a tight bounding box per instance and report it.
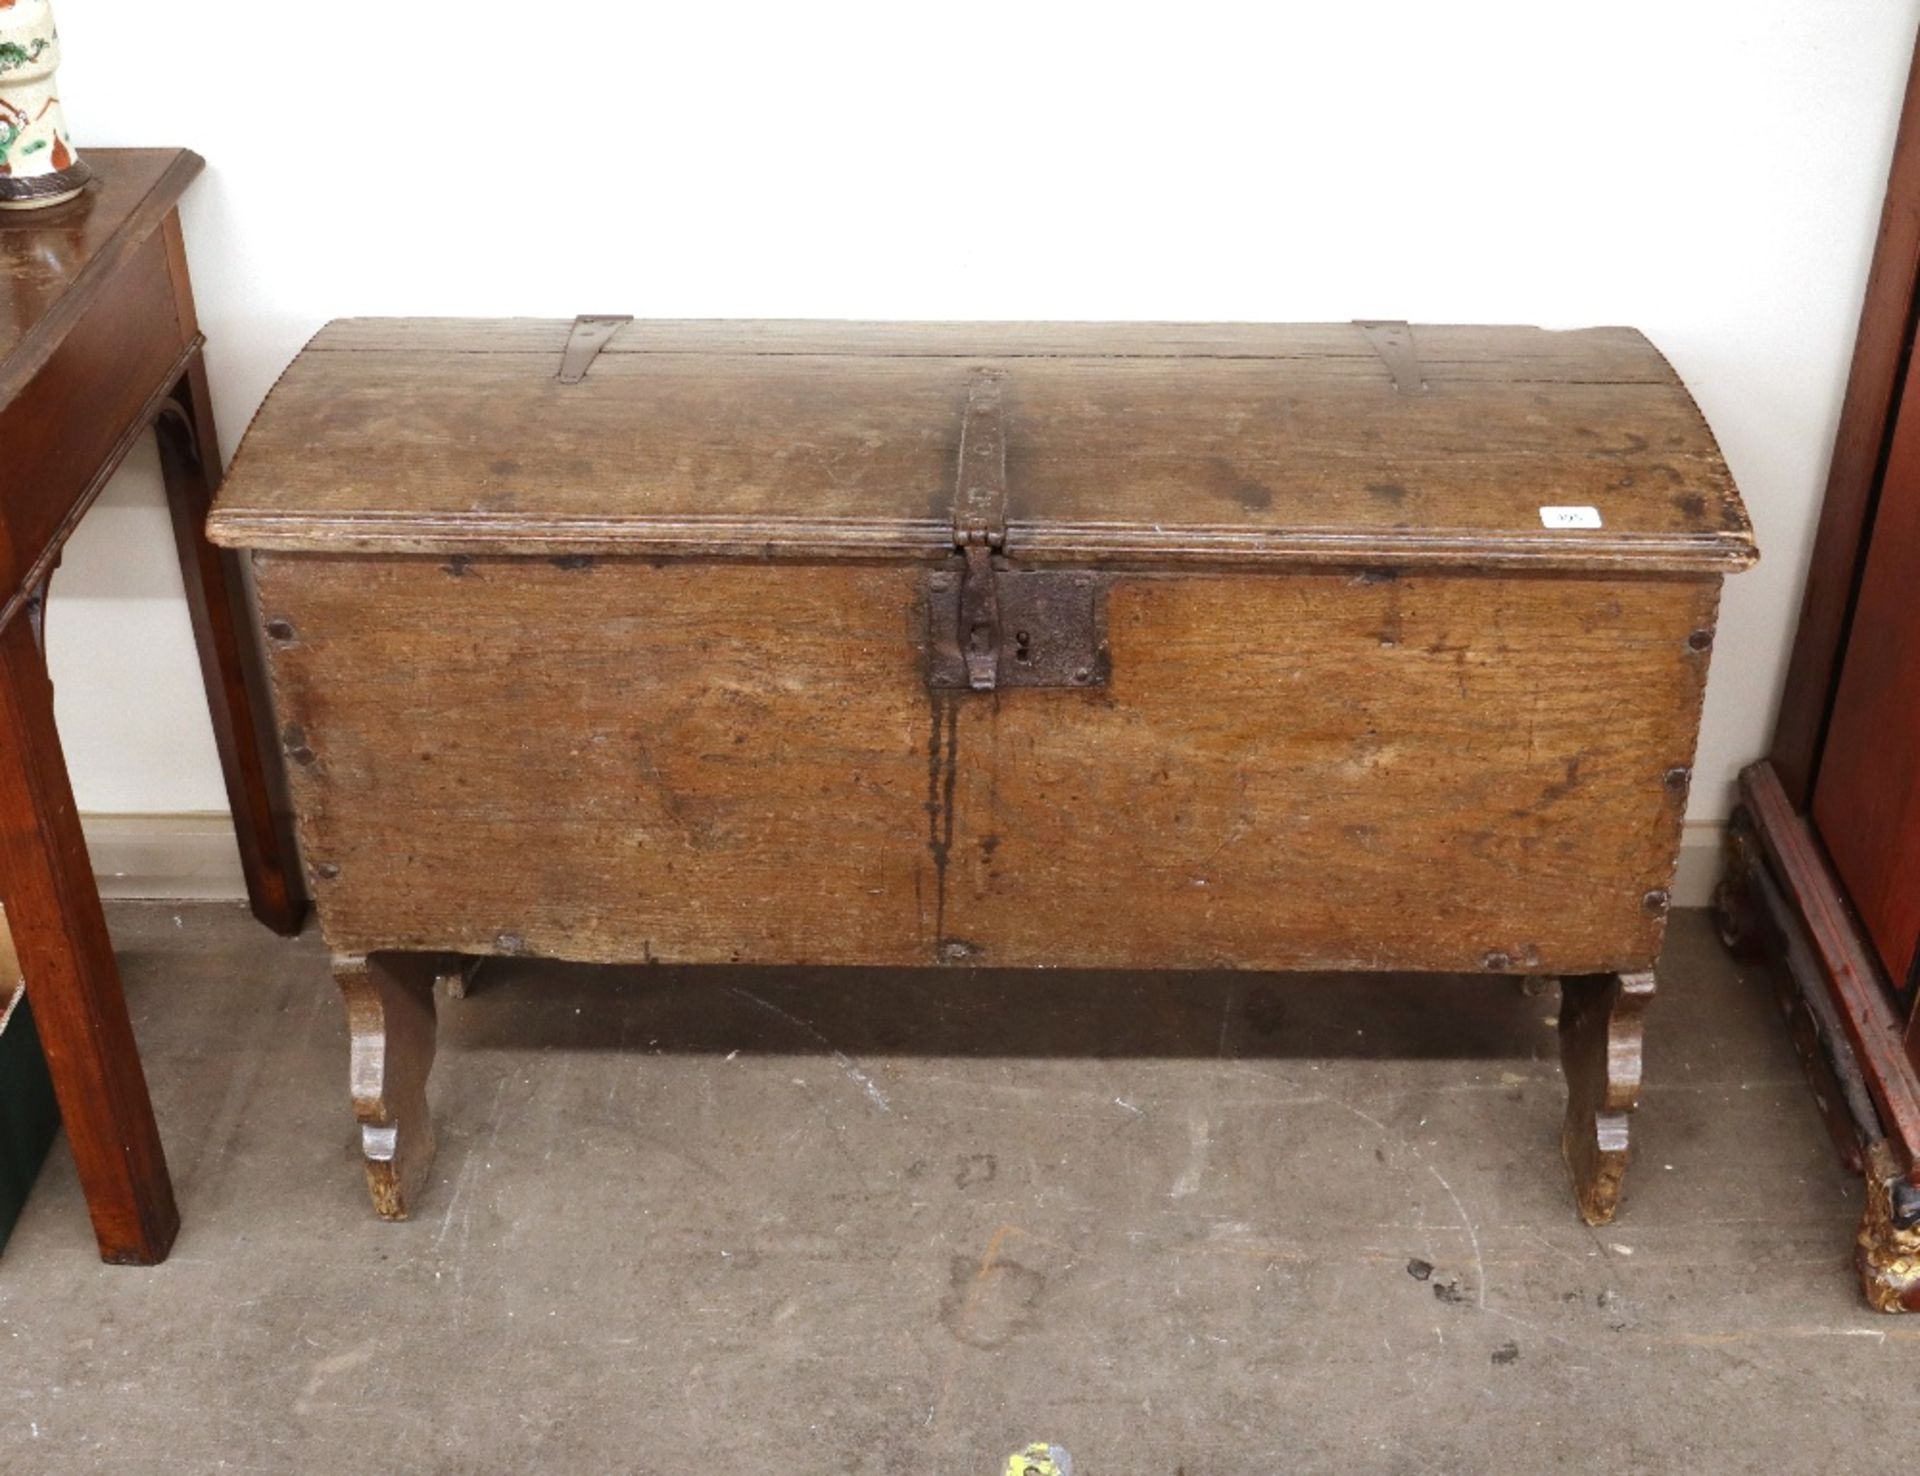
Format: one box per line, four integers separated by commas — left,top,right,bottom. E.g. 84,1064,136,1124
1772,38,1920,804
1559,971,1656,1225
304,316,1683,369
255,555,1716,975
210,321,1755,574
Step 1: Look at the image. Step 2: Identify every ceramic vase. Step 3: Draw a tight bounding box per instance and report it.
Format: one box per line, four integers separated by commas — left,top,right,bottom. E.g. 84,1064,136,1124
0,0,88,210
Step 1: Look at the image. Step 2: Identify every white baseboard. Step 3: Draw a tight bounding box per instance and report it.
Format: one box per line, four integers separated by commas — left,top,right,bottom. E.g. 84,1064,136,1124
1671,819,1725,909
81,813,248,901
75,811,1731,911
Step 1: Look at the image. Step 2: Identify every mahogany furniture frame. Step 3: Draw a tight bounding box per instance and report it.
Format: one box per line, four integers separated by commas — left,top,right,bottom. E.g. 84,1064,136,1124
1713,37,1920,1310
0,148,305,1264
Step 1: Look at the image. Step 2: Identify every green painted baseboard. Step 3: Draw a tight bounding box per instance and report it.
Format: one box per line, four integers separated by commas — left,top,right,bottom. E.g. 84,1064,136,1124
0,984,58,1252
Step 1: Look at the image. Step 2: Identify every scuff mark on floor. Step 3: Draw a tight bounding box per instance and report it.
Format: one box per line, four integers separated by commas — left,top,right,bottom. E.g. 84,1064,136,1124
294,1344,375,1416
1426,1162,1487,1311
727,986,890,1112
1338,1097,1490,1309
1170,1110,1211,1199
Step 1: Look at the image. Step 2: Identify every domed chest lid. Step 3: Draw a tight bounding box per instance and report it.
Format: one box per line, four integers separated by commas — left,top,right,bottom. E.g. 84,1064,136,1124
210,317,1755,575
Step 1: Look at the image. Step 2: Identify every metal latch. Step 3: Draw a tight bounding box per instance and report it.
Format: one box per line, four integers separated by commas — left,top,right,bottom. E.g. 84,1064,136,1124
926,372,1109,692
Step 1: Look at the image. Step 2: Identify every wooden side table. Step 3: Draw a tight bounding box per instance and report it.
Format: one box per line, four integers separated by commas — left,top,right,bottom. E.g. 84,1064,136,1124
0,148,306,1264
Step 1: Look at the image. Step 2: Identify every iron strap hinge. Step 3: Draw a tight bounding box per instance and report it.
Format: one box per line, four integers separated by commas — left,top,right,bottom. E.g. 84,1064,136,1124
1353,319,1428,395
557,314,633,384
953,372,1010,690
926,371,1109,693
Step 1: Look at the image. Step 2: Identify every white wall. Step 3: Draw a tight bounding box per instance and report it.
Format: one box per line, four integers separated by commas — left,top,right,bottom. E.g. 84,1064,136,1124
42,2,1920,883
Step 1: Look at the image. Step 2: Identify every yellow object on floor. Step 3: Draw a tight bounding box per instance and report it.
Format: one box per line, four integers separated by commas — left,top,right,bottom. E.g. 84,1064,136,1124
1004,1443,1072,1476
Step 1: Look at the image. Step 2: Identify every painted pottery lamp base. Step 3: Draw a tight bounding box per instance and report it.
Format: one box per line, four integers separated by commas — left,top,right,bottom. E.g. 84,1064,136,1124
0,0,90,211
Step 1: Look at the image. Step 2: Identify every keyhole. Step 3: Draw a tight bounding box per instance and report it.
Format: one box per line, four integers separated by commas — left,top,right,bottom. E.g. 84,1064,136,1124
1014,629,1033,663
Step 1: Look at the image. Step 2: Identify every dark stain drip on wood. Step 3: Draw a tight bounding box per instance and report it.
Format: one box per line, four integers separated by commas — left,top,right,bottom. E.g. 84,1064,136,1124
925,689,961,951
1375,585,1404,648
1200,456,1275,513
1536,754,1585,808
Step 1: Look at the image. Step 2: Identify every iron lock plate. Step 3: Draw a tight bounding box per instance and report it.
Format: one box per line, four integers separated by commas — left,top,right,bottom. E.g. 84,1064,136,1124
926,565,1110,691
928,368,1109,691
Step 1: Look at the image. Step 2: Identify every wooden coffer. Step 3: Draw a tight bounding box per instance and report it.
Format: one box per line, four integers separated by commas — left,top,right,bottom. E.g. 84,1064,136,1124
213,320,1758,1225
212,319,1754,977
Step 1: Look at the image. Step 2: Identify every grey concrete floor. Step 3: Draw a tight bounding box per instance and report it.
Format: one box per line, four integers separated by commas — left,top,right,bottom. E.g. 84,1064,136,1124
0,905,1902,1473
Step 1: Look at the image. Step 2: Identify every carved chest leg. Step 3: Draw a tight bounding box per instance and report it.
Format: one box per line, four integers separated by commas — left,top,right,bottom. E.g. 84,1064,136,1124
333,952,439,1220
1559,971,1656,1225
436,955,485,1000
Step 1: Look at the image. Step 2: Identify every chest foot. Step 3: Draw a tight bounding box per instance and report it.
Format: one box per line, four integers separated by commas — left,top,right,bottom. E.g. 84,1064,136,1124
1559,970,1656,1225
334,952,440,1219
437,956,485,1000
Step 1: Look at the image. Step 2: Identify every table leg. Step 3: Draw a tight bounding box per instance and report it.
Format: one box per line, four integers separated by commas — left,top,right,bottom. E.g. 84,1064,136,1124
0,613,178,1264
155,349,308,937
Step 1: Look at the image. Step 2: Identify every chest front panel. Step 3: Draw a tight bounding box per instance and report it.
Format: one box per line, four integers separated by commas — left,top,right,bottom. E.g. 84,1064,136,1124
256,553,1715,974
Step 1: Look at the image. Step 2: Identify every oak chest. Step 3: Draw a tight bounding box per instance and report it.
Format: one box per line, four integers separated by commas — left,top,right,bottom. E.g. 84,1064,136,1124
210,318,1756,1224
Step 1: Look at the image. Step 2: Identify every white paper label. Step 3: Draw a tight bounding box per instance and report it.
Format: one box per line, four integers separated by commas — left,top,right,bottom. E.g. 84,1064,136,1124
1539,505,1603,530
